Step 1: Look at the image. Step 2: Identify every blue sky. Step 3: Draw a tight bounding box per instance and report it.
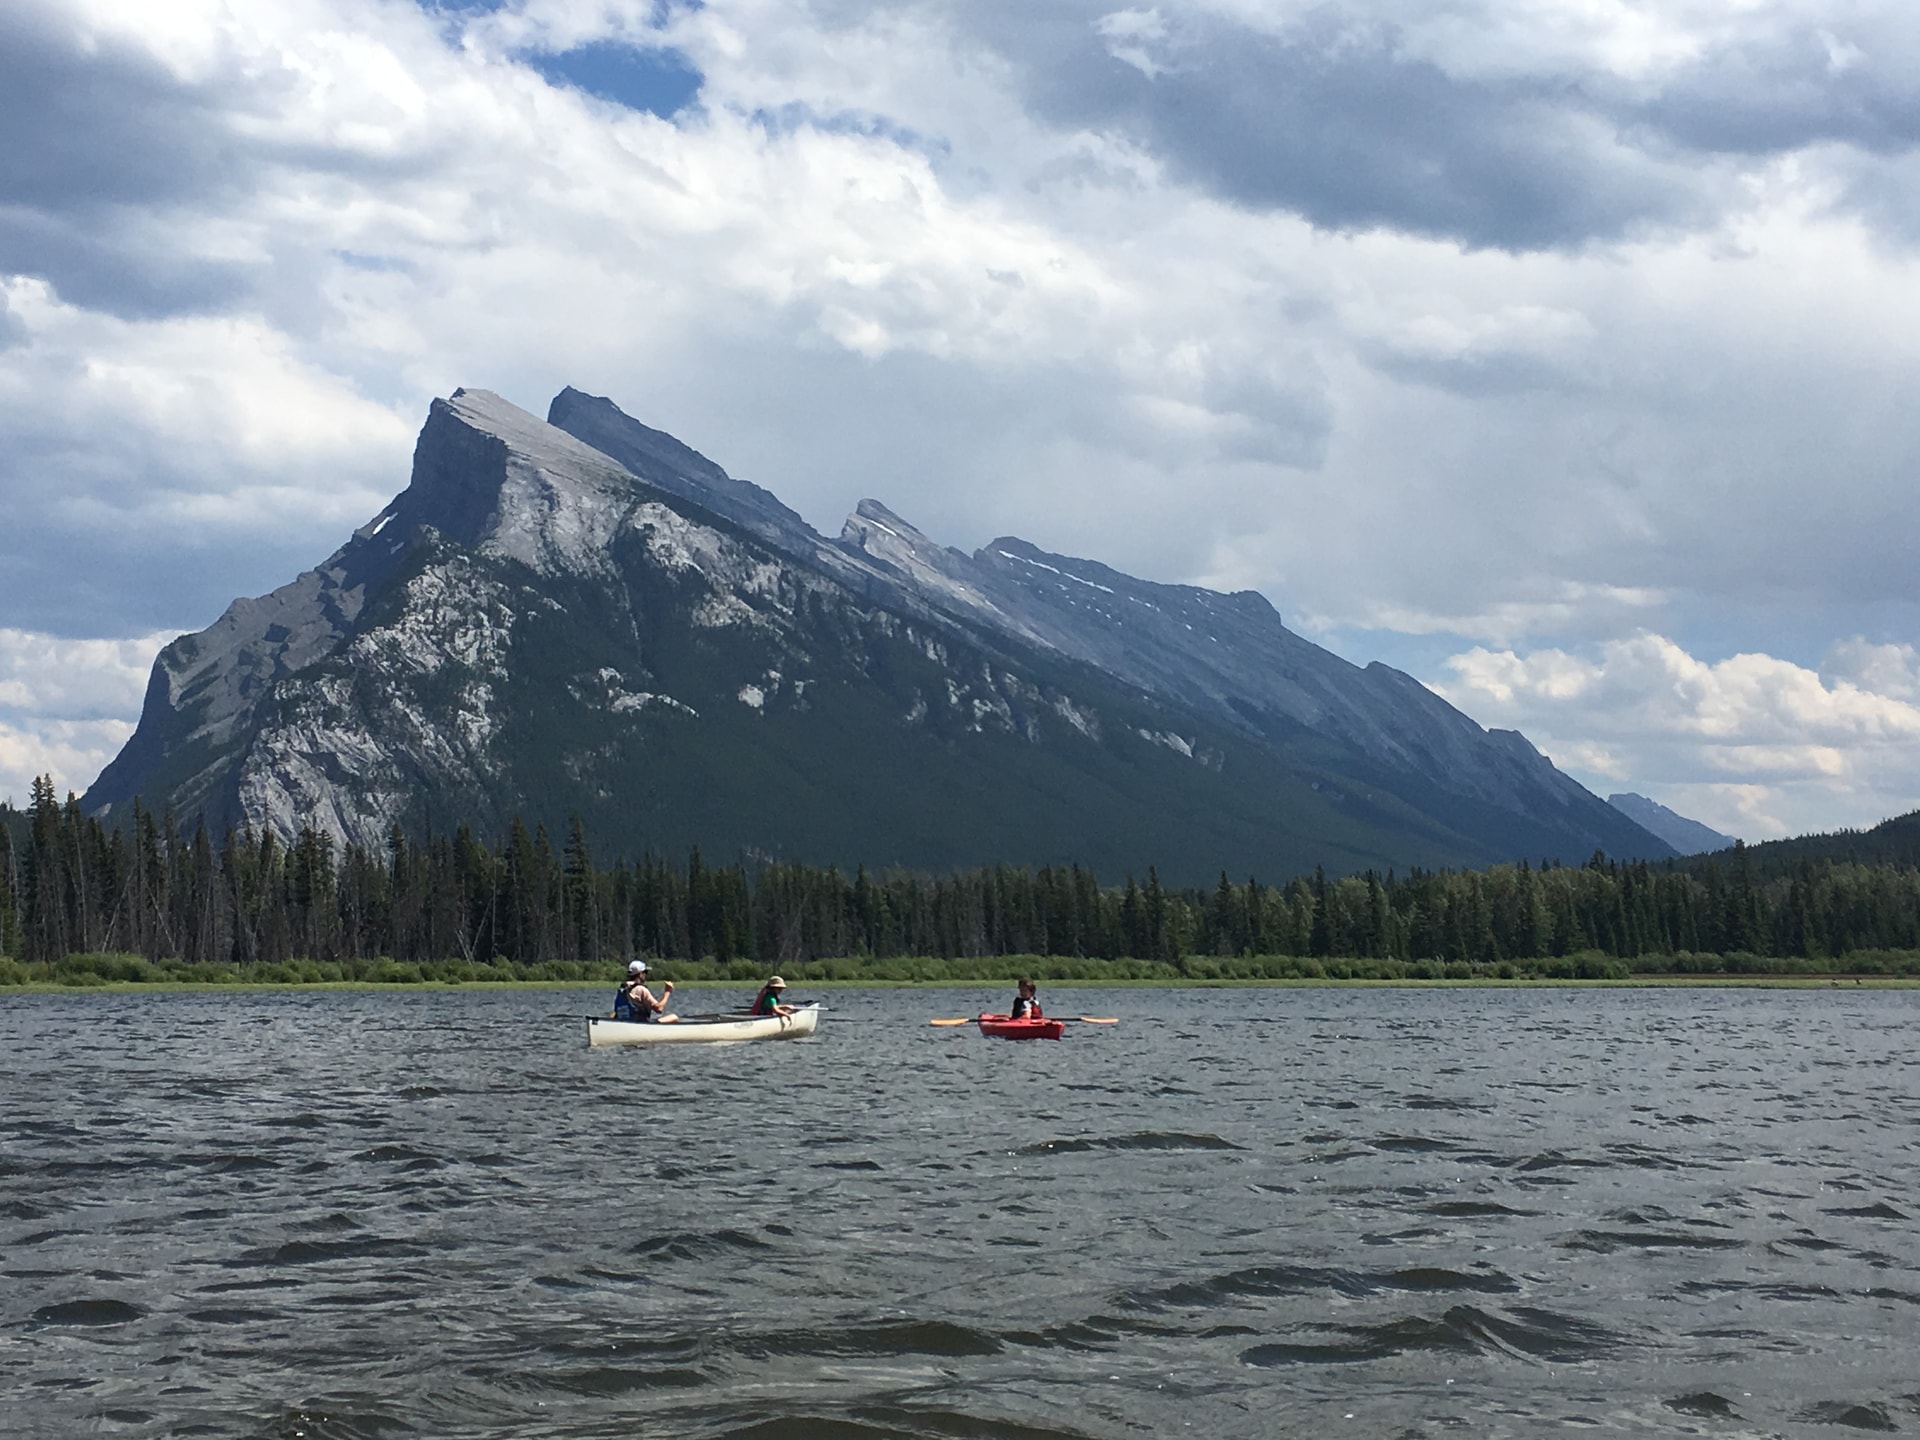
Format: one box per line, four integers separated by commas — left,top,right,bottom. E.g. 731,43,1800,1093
526,40,702,118
4,0,1920,841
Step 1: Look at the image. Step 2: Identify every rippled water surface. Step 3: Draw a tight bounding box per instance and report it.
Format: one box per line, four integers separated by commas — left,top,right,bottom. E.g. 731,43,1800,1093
4,986,1918,1438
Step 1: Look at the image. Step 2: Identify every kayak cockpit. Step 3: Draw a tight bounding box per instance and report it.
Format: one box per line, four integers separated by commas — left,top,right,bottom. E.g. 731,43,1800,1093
976,1013,1065,1040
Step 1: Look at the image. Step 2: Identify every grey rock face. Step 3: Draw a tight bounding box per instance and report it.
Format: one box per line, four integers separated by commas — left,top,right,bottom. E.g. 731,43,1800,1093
1608,793,1736,855
89,386,1672,874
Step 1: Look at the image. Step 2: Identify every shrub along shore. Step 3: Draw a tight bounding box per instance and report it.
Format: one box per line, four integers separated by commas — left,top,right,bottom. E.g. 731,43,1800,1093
6,948,1919,989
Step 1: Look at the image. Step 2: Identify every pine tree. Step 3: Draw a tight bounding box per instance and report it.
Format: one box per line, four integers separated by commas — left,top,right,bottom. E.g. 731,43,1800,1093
1308,866,1332,957
24,775,67,961
564,815,599,963
1119,875,1144,959
0,809,17,959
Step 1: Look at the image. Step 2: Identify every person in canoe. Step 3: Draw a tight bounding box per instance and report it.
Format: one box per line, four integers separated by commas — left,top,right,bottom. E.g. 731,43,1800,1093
747,975,796,1017
1008,977,1043,1020
614,960,679,1023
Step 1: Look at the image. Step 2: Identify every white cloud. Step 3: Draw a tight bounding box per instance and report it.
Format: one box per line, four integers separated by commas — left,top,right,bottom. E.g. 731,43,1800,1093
0,626,167,806
1435,633,1920,839
1313,581,1668,650
0,627,170,718
1097,8,1175,78
0,718,136,811
1821,637,1920,701
0,277,408,472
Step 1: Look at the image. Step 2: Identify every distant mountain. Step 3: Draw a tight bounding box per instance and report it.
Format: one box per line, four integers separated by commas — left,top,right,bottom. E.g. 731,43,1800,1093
1607,793,1736,856
85,387,1672,883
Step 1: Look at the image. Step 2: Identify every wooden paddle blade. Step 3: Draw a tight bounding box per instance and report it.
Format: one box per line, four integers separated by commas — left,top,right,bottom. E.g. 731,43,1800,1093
929,1018,973,1026
1074,1017,1120,1024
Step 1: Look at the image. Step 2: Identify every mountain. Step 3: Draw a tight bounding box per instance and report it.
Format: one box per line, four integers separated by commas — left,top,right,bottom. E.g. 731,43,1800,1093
1607,793,1736,856
84,387,1672,883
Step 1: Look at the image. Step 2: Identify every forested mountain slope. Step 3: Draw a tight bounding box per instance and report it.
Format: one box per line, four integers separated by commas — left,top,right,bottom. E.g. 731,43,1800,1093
1696,810,1920,879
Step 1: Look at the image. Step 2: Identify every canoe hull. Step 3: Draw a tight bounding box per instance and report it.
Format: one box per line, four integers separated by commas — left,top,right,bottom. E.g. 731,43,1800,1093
587,1005,820,1048
976,1013,1065,1041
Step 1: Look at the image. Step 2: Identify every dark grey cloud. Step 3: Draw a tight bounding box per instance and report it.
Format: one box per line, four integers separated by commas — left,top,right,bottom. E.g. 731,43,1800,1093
904,2,1705,251
1636,30,1920,157
0,7,245,211
0,206,257,320
0,5,266,315
1030,19,1699,249
800,1,1920,252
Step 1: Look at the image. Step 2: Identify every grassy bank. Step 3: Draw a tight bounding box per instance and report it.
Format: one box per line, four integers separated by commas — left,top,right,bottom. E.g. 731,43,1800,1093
5,948,1920,990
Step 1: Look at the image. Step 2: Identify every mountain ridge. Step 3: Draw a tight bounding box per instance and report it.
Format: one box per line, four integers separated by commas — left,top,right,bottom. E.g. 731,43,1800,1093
1608,792,1737,856
85,386,1673,881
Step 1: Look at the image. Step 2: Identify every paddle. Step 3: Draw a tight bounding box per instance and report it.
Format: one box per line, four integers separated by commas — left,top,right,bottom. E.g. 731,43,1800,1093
928,1015,1119,1026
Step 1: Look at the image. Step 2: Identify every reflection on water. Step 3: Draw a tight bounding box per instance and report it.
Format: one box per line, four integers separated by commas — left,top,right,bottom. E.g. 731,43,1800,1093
2,986,1917,1438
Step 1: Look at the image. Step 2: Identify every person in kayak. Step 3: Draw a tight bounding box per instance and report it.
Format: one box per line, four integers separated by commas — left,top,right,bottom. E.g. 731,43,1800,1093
1008,977,1043,1020
614,960,679,1023
747,975,795,1017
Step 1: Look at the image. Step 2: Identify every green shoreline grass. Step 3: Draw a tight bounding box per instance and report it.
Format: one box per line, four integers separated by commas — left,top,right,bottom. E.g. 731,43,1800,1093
6,974,1916,995
9,947,1920,993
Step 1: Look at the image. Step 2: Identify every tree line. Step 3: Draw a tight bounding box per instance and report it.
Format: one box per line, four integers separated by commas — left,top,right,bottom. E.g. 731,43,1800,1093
4,776,1920,979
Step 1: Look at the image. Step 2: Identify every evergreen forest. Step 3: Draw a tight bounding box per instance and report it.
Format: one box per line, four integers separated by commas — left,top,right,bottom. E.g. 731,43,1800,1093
5,777,1920,984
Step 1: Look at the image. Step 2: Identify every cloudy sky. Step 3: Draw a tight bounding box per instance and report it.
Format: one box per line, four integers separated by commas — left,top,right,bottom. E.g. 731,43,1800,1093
4,0,1920,841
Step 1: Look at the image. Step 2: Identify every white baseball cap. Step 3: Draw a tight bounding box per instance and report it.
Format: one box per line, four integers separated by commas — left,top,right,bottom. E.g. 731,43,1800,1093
627,960,648,975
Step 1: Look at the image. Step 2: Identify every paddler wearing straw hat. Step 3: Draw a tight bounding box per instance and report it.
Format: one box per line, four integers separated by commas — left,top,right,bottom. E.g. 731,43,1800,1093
747,975,796,1017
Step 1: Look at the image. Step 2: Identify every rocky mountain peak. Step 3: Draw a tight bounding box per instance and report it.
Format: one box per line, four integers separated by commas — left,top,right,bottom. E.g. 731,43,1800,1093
836,500,1042,645
548,386,732,489
418,389,642,576
840,499,967,583
546,386,817,553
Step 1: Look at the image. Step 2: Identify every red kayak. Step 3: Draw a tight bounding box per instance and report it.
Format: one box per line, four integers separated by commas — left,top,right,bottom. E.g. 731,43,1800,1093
976,1013,1066,1041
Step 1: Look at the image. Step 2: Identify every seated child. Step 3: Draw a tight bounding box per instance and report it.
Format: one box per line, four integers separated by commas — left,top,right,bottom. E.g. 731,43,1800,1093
1008,977,1042,1020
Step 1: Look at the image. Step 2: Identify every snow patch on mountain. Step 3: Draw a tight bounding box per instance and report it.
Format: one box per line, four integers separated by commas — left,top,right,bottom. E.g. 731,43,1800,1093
1139,728,1195,758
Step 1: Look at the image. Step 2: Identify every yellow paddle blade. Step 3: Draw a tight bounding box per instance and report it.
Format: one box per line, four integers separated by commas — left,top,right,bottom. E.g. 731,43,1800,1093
1075,1017,1119,1024
929,1018,973,1026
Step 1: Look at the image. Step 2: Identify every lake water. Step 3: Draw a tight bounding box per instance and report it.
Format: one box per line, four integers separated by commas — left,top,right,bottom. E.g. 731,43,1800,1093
2,985,1917,1439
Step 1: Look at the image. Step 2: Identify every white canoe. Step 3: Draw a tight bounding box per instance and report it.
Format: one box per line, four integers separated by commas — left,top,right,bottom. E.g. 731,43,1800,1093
586,1004,821,1048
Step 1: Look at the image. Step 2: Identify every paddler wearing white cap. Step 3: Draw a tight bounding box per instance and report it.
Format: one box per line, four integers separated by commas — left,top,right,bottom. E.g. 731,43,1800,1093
614,959,679,1024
